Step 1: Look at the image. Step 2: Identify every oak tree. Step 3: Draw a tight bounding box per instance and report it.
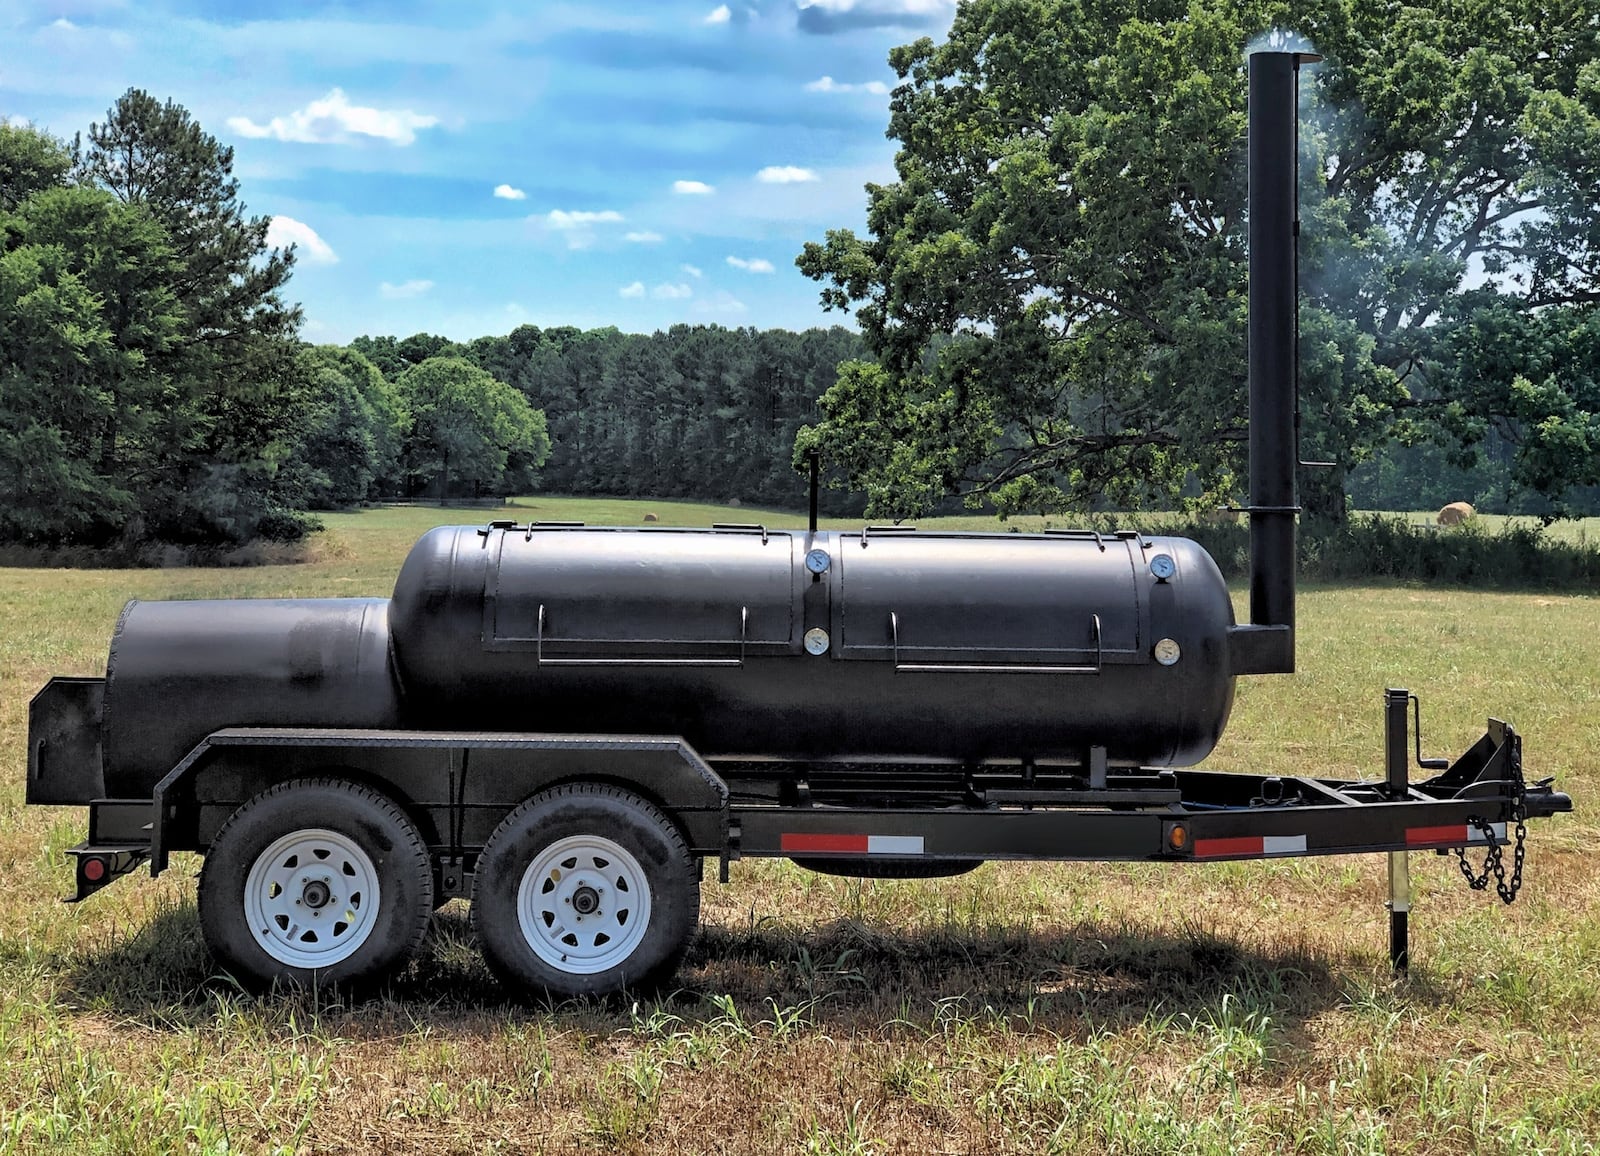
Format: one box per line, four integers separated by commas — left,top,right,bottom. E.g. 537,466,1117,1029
798,0,1600,520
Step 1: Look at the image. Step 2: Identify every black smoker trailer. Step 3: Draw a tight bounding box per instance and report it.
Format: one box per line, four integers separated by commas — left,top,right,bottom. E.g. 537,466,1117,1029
22,52,1572,997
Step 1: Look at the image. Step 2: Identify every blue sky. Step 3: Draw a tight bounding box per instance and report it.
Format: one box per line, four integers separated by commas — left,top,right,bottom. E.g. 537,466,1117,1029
1,0,959,342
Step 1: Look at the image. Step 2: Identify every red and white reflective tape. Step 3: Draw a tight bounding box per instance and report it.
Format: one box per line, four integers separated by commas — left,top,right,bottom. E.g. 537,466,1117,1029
1405,821,1506,847
779,833,925,855
1192,834,1307,859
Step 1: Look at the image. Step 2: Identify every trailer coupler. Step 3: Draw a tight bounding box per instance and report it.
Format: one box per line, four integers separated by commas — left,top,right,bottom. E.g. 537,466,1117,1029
1517,778,1573,821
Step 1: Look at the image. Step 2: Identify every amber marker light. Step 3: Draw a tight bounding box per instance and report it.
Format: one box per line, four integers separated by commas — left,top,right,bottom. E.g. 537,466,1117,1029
1168,825,1189,851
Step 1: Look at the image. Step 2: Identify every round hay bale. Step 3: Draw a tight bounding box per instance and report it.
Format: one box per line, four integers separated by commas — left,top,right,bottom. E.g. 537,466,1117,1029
643,512,658,522
1437,501,1475,526
728,498,741,508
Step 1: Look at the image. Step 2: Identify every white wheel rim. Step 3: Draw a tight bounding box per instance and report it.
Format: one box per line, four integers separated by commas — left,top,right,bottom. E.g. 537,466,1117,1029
517,834,652,975
243,828,381,969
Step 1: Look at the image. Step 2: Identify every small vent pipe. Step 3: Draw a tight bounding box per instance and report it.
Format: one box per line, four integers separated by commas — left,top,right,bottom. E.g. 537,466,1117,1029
1228,48,1318,676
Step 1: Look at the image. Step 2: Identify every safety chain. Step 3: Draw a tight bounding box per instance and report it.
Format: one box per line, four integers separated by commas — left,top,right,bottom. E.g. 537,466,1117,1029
1456,753,1529,904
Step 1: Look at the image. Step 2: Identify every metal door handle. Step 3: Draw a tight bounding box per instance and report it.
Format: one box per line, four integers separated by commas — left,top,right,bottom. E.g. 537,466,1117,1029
537,603,748,667
889,611,1102,674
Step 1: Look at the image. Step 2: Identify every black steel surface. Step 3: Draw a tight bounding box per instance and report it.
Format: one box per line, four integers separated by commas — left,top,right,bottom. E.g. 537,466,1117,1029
387,525,1237,769
86,799,154,843
729,794,1518,862
1390,910,1409,971
146,727,731,874
1237,50,1304,674
27,677,105,805
66,710,1570,899
1385,687,1410,795
730,722,1563,863
103,598,400,795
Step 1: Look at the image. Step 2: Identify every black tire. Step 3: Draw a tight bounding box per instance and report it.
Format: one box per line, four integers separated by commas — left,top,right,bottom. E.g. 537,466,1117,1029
198,777,434,989
471,783,699,999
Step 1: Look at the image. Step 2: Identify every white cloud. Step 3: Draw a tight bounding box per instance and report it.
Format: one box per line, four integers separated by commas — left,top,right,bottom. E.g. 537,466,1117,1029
379,279,434,299
703,4,731,22
681,264,703,278
619,281,646,298
227,88,439,146
5,114,33,129
672,179,715,195
796,0,956,28
622,160,895,245
652,282,694,300
756,165,819,184
804,76,890,95
726,255,776,274
800,0,948,10
266,216,337,264
547,209,625,229
546,208,625,249
50,17,77,30
493,183,527,200
624,231,663,243
695,291,748,315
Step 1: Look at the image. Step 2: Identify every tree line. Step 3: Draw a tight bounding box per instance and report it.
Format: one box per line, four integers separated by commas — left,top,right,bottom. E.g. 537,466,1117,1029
353,325,865,510
0,95,552,548
0,92,865,553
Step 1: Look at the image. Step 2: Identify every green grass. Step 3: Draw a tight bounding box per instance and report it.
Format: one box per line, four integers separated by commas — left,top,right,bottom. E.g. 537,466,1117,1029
2,498,1597,1153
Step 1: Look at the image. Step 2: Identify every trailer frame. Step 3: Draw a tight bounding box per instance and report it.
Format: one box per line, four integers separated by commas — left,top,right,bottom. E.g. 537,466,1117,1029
42,682,1570,971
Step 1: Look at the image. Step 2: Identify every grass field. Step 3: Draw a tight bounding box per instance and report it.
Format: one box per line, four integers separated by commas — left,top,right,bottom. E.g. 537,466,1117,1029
2,498,1597,1154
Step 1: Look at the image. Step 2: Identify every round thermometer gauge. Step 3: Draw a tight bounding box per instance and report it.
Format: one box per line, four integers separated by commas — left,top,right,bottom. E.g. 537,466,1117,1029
1149,553,1177,581
805,548,831,575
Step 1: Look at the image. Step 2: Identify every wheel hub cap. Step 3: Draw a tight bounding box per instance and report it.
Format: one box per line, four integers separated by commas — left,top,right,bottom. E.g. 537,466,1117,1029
244,828,380,969
517,835,652,975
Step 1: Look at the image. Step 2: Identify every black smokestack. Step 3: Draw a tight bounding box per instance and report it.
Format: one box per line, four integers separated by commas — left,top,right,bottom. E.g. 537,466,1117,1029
1229,48,1317,676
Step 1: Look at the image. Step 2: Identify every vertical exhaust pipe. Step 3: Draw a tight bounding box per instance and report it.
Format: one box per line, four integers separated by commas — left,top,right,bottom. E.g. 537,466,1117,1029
1229,48,1318,676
